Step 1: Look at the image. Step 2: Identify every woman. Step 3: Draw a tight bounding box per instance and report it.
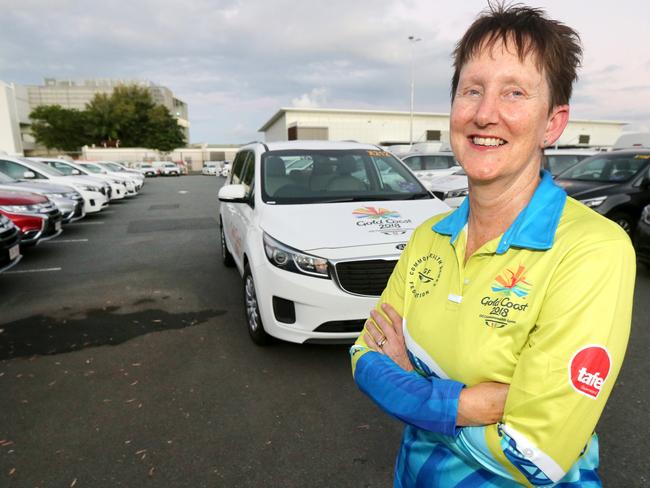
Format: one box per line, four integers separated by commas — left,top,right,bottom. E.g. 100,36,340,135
351,4,635,487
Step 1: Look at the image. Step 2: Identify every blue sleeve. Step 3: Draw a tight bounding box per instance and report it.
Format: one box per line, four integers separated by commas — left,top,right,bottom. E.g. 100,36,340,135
352,348,464,437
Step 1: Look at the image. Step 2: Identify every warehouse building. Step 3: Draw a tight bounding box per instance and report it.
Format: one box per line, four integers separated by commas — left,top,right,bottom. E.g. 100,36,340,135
258,107,626,150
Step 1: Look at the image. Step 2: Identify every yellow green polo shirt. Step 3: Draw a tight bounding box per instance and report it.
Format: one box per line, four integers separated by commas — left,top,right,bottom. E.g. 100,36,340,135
351,171,636,486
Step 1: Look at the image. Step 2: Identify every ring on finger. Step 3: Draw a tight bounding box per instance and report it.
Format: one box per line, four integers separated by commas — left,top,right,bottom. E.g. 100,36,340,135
378,337,387,348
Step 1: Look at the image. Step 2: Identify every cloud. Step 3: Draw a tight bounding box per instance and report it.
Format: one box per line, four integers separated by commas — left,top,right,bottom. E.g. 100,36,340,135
292,88,328,108
1,0,649,143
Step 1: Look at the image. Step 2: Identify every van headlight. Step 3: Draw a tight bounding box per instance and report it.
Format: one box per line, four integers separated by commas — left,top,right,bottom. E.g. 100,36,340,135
263,233,329,279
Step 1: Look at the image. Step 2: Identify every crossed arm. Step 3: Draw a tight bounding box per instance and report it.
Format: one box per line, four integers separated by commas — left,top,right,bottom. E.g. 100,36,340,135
362,302,509,427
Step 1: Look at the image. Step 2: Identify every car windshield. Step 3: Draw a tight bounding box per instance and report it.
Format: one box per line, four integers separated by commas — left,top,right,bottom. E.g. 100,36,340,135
403,154,459,171
80,163,104,174
545,154,592,176
47,162,77,176
0,172,17,183
557,153,650,182
261,149,431,204
142,164,153,168
101,162,123,171
18,157,65,177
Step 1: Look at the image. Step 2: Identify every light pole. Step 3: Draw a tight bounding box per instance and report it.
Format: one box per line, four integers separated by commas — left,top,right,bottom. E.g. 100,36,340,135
408,35,421,148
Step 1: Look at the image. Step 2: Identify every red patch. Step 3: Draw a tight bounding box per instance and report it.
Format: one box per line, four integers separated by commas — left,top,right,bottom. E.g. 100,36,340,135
569,346,611,399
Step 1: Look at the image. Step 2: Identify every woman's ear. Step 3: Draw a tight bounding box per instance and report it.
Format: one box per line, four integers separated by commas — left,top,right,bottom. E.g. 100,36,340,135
543,105,570,148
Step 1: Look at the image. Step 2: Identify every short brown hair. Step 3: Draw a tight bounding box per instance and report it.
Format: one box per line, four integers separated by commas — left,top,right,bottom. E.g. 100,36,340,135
451,2,582,110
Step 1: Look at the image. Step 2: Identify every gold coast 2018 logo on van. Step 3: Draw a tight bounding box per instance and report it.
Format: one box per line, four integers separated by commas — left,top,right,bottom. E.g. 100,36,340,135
408,253,443,298
479,265,532,328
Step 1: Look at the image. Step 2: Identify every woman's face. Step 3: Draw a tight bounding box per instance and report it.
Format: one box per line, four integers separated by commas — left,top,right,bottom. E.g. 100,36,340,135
450,38,563,184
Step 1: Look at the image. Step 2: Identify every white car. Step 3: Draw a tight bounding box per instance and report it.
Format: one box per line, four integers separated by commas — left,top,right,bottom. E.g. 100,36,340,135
543,148,598,177
157,162,181,176
32,158,128,201
427,168,469,209
202,162,219,175
96,161,145,187
77,162,140,196
400,152,461,189
218,140,449,345
0,156,109,214
136,163,158,177
219,161,231,177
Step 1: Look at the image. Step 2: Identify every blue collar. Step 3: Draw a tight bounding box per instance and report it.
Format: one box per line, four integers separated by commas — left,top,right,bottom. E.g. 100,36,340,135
432,170,567,254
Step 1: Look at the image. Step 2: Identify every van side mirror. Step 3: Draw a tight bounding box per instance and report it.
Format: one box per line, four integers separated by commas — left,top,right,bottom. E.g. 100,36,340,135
23,170,36,179
72,169,81,175
218,184,248,202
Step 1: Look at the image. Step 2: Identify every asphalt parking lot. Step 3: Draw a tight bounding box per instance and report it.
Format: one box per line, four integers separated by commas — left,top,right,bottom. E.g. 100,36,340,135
0,175,648,487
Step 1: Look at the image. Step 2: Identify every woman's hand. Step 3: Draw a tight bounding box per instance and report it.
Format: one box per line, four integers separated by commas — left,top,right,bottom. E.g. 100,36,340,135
457,382,509,426
363,303,414,372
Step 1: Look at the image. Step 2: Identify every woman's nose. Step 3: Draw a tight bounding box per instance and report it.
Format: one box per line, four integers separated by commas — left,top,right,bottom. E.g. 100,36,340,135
474,94,499,127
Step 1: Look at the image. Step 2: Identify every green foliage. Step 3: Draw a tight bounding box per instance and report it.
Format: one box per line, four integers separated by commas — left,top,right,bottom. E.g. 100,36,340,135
29,105,91,152
30,84,187,152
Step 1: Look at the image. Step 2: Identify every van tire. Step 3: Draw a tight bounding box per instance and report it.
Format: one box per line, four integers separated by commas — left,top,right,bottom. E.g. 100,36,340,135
243,264,271,346
220,225,235,267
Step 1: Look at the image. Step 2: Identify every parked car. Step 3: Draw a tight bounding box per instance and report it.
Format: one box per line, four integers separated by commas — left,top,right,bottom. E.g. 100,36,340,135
0,213,22,273
634,204,650,266
95,161,146,187
32,158,127,201
0,189,63,246
0,171,84,223
0,156,109,214
554,149,650,234
202,162,219,176
219,161,231,177
135,162,158,177
76,162,140,196
218,141,449,345
158,162,181,176
543,148,598,177
400,152,460,189
427,167,469,209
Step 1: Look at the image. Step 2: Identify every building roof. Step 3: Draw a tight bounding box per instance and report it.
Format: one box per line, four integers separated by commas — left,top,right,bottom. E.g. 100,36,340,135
258,107,628,132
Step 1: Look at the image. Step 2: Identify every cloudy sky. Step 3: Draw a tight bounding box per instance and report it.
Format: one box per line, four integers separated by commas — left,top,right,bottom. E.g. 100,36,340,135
2,0,649,144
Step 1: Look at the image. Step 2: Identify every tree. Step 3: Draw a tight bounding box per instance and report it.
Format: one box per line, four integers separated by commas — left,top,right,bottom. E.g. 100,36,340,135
30,85,187,152
29,105,90,152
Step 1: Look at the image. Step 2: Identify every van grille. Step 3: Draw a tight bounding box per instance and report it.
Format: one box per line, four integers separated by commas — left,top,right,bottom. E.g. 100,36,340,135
334,259,397,296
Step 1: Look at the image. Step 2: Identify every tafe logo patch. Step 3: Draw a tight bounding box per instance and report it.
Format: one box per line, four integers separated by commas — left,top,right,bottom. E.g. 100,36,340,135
569,345,611,399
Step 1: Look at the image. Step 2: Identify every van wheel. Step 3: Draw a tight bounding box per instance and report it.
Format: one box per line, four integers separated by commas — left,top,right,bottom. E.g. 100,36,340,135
243,264,271,346
609,212,635,235
220,225,235,267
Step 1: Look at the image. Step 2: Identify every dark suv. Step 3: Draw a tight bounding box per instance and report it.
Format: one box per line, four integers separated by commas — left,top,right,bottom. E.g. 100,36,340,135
554,149,650,234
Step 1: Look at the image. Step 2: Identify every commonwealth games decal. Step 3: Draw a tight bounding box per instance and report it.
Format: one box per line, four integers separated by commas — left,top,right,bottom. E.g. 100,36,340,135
352,207,413,235
491,265,531,297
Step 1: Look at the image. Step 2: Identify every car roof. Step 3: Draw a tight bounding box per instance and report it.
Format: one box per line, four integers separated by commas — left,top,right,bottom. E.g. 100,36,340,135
244,140,383,151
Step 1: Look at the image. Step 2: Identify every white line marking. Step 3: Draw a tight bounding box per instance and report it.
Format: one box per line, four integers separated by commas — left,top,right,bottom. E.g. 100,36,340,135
5,267,62,274
178,190,189,194
46,239,89,243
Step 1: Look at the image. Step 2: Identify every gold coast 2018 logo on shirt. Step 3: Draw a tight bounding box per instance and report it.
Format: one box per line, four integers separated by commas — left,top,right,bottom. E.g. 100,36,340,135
479,265,531,328
408,253,443,298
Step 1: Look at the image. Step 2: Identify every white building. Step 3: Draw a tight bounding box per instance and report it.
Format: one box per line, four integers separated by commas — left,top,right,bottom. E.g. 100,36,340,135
258,107,627,150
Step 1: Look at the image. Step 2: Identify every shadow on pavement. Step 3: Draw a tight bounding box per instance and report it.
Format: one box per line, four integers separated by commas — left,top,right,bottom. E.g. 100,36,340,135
0,306,225,360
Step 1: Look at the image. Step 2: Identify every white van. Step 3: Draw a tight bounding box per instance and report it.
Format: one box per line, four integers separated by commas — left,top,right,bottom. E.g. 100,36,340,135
613,132,650,150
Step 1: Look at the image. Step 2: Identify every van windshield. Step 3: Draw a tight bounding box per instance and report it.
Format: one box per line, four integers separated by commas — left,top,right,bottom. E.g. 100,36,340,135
261,149,431,204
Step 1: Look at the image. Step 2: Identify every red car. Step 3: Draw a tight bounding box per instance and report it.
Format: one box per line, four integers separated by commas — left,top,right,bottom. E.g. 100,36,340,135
0,190,63,246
